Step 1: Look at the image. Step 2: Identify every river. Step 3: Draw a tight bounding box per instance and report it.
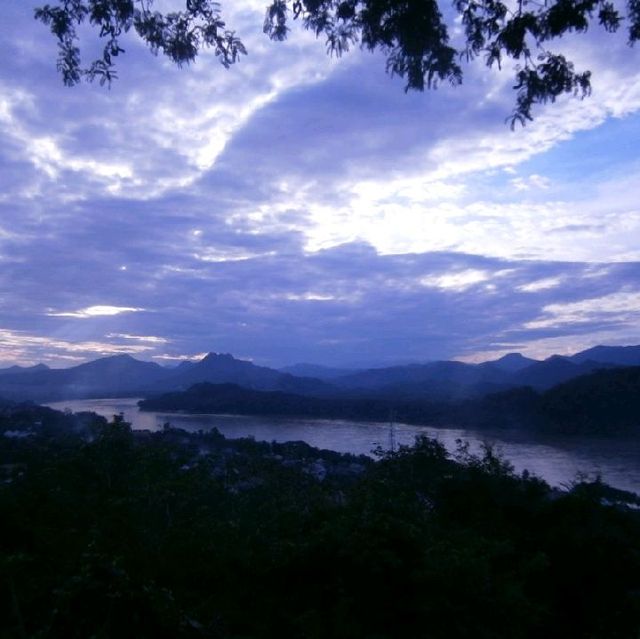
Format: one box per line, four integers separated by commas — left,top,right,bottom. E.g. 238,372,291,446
48,397,640,495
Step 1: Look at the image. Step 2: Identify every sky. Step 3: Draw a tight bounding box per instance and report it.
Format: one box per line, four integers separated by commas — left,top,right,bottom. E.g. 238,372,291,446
1,0,640,368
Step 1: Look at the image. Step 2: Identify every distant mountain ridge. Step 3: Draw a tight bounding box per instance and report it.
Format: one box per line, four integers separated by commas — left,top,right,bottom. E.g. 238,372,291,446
1,344,639,403
0,363,50,375
0,354,168,401
324,349,630,396
568,344,640,366
332,360,511,400
0,352,332,402
153,352,332,396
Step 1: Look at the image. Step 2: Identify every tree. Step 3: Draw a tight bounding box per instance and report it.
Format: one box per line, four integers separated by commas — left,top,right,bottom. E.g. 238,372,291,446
34,0,640,125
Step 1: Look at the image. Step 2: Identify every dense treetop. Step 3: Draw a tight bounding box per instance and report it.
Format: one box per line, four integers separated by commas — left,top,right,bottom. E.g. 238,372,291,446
34,0,640,125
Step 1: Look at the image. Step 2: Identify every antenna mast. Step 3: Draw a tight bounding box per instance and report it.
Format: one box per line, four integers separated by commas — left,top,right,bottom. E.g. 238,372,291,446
388,408,396,453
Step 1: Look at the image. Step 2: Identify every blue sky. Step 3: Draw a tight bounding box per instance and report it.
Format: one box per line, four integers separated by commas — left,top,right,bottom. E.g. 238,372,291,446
1,0,639,367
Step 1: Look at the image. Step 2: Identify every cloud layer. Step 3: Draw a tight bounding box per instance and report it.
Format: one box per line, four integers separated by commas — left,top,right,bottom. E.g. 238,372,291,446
0,2,639,367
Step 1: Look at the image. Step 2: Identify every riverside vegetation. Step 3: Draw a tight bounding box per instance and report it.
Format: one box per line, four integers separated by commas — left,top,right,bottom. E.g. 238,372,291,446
2,400,640,638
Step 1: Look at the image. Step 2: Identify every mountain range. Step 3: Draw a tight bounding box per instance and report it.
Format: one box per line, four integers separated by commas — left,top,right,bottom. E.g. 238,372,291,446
0,353,332,401
1,345,640,403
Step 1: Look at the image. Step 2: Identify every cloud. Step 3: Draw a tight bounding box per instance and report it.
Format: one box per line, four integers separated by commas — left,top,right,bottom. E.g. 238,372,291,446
510,174,551,192
420,269,492,291
47,306,146,319
518,277,564,293
524,291,640,330
106,333,168,344
0,3,639,367
0,328,157,366
0,232,639,366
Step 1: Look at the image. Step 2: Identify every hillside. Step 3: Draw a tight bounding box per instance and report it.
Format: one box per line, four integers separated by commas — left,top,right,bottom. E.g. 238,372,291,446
453,366,640,435
139,382,447,425
540,366,640,434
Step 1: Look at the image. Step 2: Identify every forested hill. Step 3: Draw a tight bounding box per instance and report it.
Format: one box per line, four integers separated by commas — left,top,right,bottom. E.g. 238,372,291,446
456,366,640,435
139,366,640,437
541,366,640,433
138,382,448,424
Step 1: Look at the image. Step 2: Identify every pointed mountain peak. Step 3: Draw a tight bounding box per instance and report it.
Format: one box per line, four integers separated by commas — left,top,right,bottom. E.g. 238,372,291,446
487,352,537,372
201,352,238,363
0,362,51,374
99,353,137,362
546,354,571,362
79,354,162,371
496,352,528,362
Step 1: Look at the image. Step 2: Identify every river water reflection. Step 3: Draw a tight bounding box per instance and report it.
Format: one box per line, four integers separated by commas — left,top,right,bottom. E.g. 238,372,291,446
48,397,640,495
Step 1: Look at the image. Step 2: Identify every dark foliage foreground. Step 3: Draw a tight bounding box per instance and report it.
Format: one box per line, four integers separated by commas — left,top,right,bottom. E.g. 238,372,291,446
34,0,640,124
1,407,640,638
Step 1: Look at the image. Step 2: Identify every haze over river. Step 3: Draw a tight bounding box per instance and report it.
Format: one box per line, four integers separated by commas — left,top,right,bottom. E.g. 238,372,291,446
48,397,640,495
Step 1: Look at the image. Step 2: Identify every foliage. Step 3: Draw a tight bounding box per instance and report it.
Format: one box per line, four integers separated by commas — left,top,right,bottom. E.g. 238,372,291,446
34,0,246,86
34,0,640,124
2,406,640,637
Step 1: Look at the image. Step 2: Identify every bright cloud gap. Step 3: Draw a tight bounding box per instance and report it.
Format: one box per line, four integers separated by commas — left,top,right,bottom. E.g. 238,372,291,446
47,306,145,319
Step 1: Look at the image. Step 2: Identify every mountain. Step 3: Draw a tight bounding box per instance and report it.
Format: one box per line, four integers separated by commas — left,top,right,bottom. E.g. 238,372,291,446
153,353,333,396
0,353,333,402
298,349,631,398
59,354,169,391
511,356,618,390
0,363,50,376
173,360,197,371
0,355,170,401
482,353,538,373
331,360,512,400
1,344,639,403
569,345,640,367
